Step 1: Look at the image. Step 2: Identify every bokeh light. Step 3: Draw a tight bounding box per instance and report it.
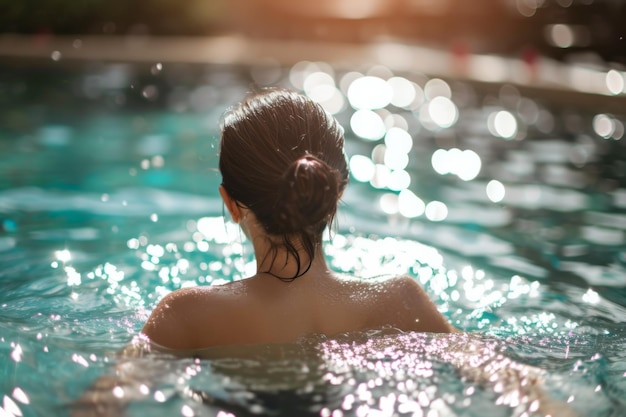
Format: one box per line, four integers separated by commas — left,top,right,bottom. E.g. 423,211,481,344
370,164,391,189
289,61,335,90
347,76,392,110
398,189,425,218
431,148,482,181
593,114,614,138
425,201,448,221
387,169,411,191
605,70,625,95
387,77,417,108
486,180,506,203
55,249,72,263
350,109,386,140
488,110,518,139
303,71,335,94
546,24,575,48
456,150,481,181
349,155,376,182
432,149,451,175
384,148,409,171
424,78,451,100
427,96,458,128
384,127,413,154
379,193,399,214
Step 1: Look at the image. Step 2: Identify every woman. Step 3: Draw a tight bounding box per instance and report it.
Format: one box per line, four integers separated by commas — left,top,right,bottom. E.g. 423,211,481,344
78,90,575,417
142,88,455,350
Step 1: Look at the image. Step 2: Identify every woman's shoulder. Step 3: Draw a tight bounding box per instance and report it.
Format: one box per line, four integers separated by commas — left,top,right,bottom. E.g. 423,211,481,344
149,285,218,311
156,279,248,305
141,283,241,349
346,274,456,333
332,274,428,312
336,274,423,293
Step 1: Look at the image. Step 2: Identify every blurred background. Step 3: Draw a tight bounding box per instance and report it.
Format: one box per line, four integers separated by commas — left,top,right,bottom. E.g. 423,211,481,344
1,0,624,65
2,6,626,416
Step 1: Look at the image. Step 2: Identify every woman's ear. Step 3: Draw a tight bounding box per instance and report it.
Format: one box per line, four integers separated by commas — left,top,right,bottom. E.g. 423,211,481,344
219,185,242,223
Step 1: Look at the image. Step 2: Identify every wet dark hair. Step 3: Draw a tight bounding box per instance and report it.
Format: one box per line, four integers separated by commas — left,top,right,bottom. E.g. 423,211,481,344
219,88,349,281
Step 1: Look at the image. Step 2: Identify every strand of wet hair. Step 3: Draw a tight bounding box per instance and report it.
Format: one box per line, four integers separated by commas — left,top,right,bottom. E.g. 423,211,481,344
257,234,314,282
262,259,313,283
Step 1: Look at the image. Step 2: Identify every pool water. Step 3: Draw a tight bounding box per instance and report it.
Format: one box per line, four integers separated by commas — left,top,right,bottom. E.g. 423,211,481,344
1,60,626,417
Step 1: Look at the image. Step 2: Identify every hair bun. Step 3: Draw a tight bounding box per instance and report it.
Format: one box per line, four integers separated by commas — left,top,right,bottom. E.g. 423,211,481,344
274,155,340,234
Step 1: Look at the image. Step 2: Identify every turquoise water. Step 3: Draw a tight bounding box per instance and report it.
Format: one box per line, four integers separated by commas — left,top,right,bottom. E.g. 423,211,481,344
1,60,626,416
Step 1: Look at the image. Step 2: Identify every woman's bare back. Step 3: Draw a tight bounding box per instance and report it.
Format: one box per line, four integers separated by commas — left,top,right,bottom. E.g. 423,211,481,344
142,274,455,350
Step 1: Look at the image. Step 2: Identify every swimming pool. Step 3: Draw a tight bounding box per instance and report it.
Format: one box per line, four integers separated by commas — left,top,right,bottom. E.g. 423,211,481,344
1,58,625,417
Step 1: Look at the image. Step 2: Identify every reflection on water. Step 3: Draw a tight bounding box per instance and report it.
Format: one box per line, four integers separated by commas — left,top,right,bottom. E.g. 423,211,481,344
73,331,591,417
0,59,626,416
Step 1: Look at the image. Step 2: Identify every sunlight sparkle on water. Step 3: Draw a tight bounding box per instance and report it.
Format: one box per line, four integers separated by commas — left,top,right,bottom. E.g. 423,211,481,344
10,344,22,362
380,193,399,215
431,149,451,175
350,110,386,141
349,155,376,182
593,114,615,139
582,288,599,304
146,244,165,258
372,144,385,164
425,201,448,222
424,78,451,100
486,180,506,203
546,24,575,48
339,71,362,94
65,266,82,286
614,120,625,140
11,388,29,405
387,169,411,191
384,149,409,171
197,241,209,252
314,86,345,114
303,71,335,95
507,275,540,300
72,353,89,367
384,127,413,154
303,71,345,114
370,164,391,189
197,217,241,244
326,234,444,277
2,395,22,417
398,189,425,218
427,96,458,128
181,404,195,417
488,111,518,139
347,76,392,110
141,261,156,271
153,390,167,403
457,150,481,181
431,148,481,181
387,77,418,108
55,249,71,263
289,61,324,90
605,70,625,95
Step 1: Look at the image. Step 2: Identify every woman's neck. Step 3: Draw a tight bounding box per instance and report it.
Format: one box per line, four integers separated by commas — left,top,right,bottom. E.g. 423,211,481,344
252,234,328,281
239,209,330,281
244,232,318,282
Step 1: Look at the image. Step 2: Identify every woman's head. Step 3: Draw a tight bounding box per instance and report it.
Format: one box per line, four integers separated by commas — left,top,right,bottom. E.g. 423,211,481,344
219,88,349,279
